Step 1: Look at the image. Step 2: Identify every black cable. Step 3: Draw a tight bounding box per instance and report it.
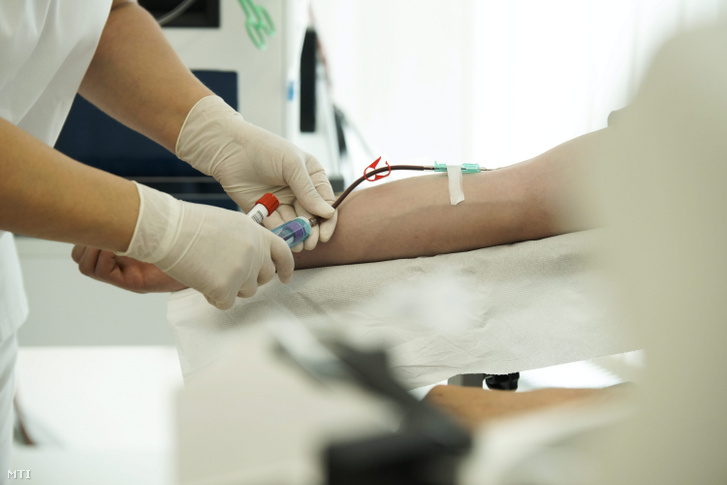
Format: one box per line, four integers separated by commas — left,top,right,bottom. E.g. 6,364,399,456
333,105,379,161
156,0,198,26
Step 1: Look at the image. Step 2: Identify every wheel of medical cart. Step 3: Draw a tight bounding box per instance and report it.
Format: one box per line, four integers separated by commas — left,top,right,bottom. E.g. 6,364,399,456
484,373,520,391
448,373,520,391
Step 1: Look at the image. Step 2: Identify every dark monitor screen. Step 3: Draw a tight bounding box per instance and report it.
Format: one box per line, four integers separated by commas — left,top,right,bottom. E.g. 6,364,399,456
139,0,220,28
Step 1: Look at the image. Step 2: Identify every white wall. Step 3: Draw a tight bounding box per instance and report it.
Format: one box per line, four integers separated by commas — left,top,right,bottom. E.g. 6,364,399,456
311,0,476,168
311,0,726,171
162,0,726,173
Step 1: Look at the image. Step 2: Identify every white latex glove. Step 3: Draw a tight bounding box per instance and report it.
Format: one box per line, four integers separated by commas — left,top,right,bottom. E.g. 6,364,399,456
175,95,337,251
117,182,294,310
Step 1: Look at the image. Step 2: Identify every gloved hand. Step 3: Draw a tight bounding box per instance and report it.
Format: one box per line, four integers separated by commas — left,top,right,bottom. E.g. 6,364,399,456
117,182,294,310
175,95,337,251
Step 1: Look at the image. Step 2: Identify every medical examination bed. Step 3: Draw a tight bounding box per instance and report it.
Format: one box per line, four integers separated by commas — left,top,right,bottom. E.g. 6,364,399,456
167,229,638,388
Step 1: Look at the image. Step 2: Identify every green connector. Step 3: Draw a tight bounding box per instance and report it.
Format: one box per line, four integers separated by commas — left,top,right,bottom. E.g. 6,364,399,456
433,162,481,173
433,162,447,172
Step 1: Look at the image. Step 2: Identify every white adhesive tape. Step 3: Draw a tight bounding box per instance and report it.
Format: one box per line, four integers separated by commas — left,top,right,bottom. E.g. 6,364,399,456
446,165,465,205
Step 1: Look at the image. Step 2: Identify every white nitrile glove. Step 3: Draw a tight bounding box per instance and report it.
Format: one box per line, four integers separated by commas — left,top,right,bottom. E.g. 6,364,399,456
175,95,338,251
117,182,294,310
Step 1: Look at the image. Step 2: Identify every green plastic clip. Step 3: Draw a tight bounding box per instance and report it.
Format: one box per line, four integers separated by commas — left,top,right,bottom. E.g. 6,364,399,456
238,0,276,51
433,162,481,173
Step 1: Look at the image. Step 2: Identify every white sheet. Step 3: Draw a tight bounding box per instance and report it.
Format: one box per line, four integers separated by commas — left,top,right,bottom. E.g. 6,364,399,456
167,230,638,388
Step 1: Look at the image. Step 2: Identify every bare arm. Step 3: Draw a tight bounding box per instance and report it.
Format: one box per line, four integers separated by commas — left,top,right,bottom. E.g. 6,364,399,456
79,0,213,151
424,384,631,430
71,128,602,290
0,118,137,252
294,129,602,269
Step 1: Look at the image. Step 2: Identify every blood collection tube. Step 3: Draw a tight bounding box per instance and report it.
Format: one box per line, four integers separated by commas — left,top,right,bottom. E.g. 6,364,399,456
248,192,313,247
247,193,279,225
271,217,312,248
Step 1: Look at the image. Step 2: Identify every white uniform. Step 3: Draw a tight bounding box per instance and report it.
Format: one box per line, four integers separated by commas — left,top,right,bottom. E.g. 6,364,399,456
0,0,111,476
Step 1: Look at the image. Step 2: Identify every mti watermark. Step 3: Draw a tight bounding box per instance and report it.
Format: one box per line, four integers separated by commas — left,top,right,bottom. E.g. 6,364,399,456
8,470,31,479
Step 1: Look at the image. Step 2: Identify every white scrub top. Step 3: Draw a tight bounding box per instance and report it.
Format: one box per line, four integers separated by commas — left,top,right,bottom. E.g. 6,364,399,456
0,0,112,340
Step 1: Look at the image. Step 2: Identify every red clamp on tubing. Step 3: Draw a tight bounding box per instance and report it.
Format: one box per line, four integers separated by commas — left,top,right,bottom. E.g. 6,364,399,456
364,156,392,181
256,192,280,214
